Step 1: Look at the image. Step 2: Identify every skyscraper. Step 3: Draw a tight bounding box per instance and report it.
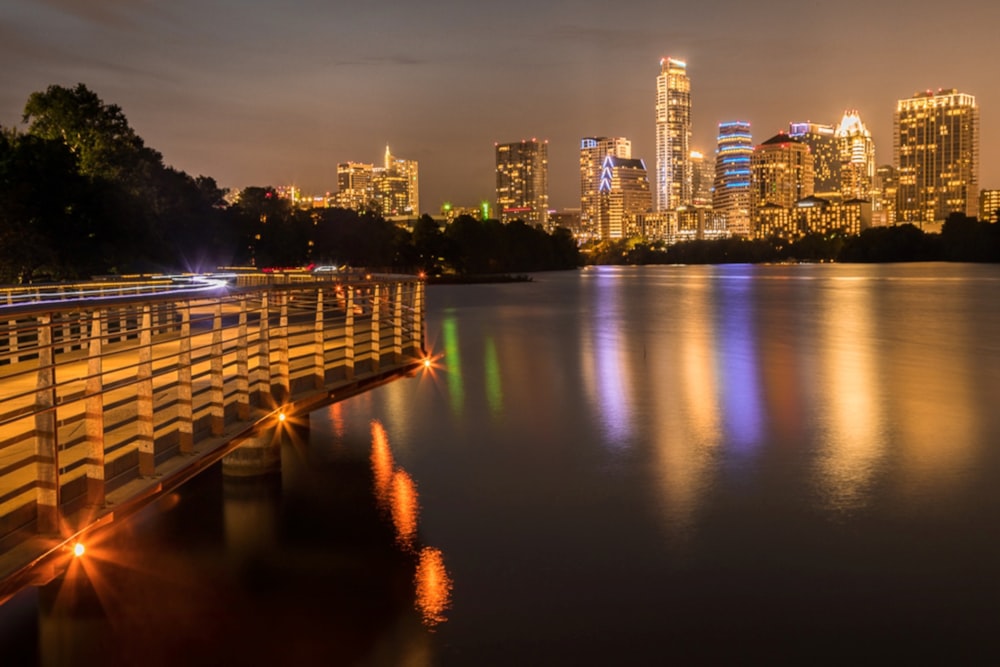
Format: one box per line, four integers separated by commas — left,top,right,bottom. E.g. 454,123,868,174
377,146,419,217
836,111,876,204
597,156,651,240
580,137,632,236
655,57,692,211
789,122,839,200
712,121,753,237
689,150,714,207
894,89,979,226
336,161,375,211
750,133,814,234
495,139,549,225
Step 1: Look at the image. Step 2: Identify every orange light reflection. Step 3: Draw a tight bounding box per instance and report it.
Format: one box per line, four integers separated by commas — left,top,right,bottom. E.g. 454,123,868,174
414,546,452,628
391,469,419,552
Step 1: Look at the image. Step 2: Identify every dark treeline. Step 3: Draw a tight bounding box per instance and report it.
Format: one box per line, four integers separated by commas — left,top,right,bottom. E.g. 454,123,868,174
0,84,579,283
583,216,1000,266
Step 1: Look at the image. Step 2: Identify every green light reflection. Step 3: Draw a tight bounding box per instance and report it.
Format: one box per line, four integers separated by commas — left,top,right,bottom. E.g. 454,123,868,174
484,337,503,418
441,314,464,417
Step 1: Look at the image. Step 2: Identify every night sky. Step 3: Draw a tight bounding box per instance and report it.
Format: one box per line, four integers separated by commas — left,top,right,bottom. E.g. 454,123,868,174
3,0,998,212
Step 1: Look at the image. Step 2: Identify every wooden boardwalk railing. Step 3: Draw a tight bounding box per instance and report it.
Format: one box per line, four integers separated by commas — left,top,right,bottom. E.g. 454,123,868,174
0,273,426,602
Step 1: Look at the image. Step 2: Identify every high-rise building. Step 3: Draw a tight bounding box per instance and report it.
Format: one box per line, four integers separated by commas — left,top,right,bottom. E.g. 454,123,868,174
336,161,375,211
712,121,753,237
655,57,692,211
376,146,419,217
895,89,979,226
874,165,898,226
836,110,876,204
980,189,1000,223
750,133,814,235
597,156,651,240
690,150,714,207
495,139,549,225
789,122,839,200
580,137,632,236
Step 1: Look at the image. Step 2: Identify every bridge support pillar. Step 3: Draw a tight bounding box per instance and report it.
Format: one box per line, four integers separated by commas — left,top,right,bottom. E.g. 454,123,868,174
222,425,282,478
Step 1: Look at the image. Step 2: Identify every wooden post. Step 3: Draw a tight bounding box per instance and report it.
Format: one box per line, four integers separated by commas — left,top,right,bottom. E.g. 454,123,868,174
137,305,155,477
178,304,194,454
313,288,325,389
210,302,225,436
415,280,425,353
236,296,250,420
370,284,381,372
276,292,290,403
391,283,403,363
85,311,105,506
34,314,60,534
257,292,272,405
344,288,355,380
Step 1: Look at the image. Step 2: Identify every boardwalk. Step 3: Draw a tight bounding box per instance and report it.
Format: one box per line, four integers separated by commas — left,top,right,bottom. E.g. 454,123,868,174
0,273,426,604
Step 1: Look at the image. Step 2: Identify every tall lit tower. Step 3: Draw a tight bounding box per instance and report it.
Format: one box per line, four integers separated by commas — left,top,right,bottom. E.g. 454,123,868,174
597,156,651,240
789,122,839,200
712,121,753,237
495,139,549,225
655,57,692,211
894,89,979,226
580,137,632,235
835,110,876,204
750,133,814,232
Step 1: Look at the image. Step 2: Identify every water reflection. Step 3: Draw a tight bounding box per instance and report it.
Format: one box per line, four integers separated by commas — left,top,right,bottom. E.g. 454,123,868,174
484,337,504,419
441,313,465,417
415,547,453,629
581,269,633,447
817,276,884,511
368,419,452,629
715,271,764,452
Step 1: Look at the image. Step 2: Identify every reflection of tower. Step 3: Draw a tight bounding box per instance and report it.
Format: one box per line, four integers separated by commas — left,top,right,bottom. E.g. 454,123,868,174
655,57,692,210
712,121,753,237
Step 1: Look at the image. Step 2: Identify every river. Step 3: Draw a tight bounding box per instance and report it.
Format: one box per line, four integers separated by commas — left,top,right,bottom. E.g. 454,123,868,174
3,263,1000,664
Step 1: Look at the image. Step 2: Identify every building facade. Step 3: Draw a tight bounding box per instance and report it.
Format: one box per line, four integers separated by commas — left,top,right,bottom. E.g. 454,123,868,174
495,139,549,225
836,110,876,204
597,156,651,240
789,122,839,200
335,161,375,211
655,57,692,211
712,121,753,237
980,189,1000,223
377,146,419,217
751,133,814,236
894,89,979,226
690,150,714,207
874,165,898,226
580,137,632,237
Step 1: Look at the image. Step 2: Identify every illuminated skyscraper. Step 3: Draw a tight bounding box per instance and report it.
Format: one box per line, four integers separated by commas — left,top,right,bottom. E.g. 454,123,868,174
712,121,753,237
597,156,651,240
895,89,979,226
495,139,549,225
580,137,632,236
836,110,876,204
655,57,692,210
874,165,898,226
789,122,839,200
980,189,1000,223
376,146,419,217
690,150,714,207
336,161,375,211
750,133,814,235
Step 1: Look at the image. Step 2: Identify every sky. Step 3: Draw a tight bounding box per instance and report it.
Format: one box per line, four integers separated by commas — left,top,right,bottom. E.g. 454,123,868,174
3,0,999,213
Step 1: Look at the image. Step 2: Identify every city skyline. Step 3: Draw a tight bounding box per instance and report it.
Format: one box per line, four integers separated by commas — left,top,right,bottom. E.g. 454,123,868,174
2,0,998,212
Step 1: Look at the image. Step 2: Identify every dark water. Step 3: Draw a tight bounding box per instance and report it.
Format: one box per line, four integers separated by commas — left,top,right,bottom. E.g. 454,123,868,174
3,263,1000,665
